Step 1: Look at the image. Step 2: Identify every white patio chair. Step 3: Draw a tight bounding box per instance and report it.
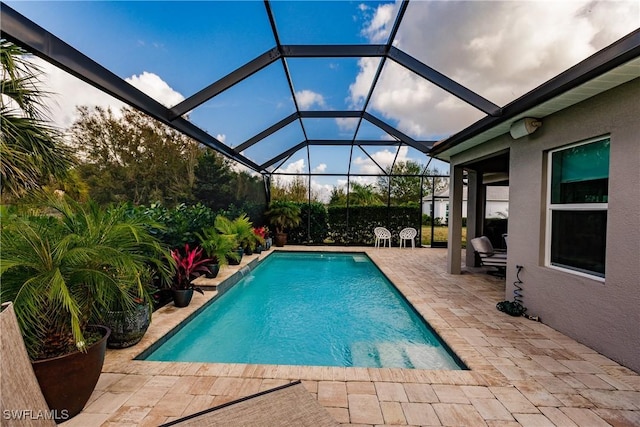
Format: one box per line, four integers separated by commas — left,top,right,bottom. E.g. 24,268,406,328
399,227,417,249
374,227,391,248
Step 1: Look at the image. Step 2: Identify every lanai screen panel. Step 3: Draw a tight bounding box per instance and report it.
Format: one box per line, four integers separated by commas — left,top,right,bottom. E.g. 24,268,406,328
367,60,486,141
399,147,433,170
275,146,310,174
189,63,296,150
6,2,275,105
354,119,400,142
307,146,353,175
242,122,305,167
270,1,394,45
302,118,356,141
287,58,368,112
351,145,405,176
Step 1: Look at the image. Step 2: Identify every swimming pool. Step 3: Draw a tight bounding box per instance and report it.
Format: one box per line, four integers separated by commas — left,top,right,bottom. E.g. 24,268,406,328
143,252,464,369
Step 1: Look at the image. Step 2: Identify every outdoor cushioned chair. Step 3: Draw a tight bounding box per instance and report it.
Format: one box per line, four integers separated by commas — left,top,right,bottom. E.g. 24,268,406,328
160,381,338,427
470,236,507,277
1,302,56,427
399,227,418,249
374,226,392,248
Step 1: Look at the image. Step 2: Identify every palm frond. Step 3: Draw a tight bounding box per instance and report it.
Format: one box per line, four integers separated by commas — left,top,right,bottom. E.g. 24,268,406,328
0,196,169,359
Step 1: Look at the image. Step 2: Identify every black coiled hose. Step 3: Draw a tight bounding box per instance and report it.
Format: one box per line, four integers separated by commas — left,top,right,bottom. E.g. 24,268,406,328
496,265,527,317
513,265,524,305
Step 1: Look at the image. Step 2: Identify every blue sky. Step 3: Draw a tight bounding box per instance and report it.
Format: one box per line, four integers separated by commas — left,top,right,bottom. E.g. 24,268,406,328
5,0,639,200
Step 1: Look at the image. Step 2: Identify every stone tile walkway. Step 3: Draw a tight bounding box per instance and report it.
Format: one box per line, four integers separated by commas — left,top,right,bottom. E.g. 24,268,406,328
62,247,640,426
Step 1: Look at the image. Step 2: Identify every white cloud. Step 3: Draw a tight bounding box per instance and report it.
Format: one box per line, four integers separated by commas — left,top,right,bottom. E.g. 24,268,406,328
312,163,327,173
270,158,306,195
353,0,639,139
36,59,126,129
125,71,184,108
282,158,306,174
361,2,399,43
295,89,327,110
35,59,186,131
309,179,334,203
335,117,359,132
216,134,226,144
352,146,411,175
337,175,377,188
347,57,380,110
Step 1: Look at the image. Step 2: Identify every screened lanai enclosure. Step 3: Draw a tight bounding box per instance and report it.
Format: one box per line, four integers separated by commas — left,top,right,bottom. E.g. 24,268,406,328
2,0,637,246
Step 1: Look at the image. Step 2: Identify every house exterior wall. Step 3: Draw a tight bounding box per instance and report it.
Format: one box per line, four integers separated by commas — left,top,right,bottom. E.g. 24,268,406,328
422,200,466,222
453,78,640,372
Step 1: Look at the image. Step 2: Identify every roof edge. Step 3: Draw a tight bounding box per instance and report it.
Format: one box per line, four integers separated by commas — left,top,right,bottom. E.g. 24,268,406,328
429,28,640,157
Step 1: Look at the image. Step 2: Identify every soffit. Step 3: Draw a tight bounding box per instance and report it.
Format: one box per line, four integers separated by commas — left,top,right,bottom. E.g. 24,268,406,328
432,56,640,162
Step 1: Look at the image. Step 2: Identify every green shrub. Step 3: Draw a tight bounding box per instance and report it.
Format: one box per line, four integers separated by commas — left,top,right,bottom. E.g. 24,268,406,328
327,206,421,245
287,202,329,244
125,202,217,249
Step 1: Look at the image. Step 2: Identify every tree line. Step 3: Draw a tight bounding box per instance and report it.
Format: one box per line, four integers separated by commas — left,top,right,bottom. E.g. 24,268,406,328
1,40,445,211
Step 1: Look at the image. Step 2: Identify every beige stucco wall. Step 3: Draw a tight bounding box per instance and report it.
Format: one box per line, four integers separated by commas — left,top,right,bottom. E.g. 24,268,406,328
452,78,640,373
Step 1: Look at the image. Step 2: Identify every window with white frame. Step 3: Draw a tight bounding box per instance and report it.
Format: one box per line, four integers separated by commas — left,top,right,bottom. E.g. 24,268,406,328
547,137,609,279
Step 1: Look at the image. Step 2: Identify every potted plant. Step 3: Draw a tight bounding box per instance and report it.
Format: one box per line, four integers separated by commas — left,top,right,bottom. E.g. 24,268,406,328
214,214,257,260
263,226,273,250
170,244,211,307
98,278,154,349
102,299,151,349
253,226,267,254
0,196,169,421
265,201,302,247
197,226,238,278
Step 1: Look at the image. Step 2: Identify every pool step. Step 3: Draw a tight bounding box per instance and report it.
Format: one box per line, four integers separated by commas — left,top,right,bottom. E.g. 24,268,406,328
377,342,411,368
403,343,456,369
350,342,381,368
351,341,458,369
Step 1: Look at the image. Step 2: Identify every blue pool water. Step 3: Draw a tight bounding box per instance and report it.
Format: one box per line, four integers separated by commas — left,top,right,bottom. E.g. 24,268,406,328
144,252,463,369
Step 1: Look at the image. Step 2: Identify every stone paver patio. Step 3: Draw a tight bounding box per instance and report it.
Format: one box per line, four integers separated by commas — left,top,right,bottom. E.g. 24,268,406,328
62,246,640,426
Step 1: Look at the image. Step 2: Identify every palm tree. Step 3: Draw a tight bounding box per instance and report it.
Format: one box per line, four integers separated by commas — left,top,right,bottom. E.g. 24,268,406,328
349,182,383,206
0,196,171,360
1,40,75,199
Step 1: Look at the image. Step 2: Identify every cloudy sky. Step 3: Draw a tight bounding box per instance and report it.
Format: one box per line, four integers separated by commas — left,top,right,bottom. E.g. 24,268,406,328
6,0,638,201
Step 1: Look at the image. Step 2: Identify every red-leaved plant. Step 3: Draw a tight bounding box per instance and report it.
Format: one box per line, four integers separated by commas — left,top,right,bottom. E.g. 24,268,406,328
170,244,212,294
253,226,267,240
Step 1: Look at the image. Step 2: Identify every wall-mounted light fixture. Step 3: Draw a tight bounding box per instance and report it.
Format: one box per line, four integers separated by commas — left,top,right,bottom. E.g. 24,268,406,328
509,117,542,139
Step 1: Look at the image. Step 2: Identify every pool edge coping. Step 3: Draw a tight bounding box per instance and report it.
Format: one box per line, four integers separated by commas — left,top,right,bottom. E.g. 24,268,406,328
102,247,494,387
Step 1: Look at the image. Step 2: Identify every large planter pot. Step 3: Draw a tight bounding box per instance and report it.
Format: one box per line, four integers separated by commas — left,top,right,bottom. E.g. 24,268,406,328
172,289,194,307
206,263,220,278
227,248,244,265
103,304,151,349
244,245,253,255
32,325,110,422
254,244,263,254
275,233,287,247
